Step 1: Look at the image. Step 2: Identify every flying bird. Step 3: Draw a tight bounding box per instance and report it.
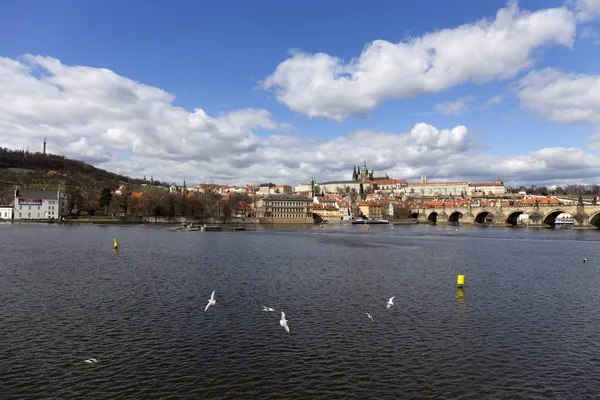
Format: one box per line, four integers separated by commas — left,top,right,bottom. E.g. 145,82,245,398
366,312,374,322
262,306,275,312
583,257,590,264
205,290,216,312
386,296,395,310
280,311,290,334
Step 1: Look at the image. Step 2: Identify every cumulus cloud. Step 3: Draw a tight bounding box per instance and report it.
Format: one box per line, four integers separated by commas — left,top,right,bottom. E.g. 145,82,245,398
0,55,287,178
3,55,600,187
517,68,600,127
435,96,475,115
261,2,576,121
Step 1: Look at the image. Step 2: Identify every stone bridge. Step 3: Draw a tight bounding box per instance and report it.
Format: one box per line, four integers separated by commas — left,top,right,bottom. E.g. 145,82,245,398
411,204,600,229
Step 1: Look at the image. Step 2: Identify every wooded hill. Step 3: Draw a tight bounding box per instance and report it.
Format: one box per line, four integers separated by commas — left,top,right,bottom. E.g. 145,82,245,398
0,147,160,203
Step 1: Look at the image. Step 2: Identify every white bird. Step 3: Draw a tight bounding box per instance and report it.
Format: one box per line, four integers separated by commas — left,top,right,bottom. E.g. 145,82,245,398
583,257,590,264
205,290,216,312
386,296,395,309
83,358,97,364
262,306,275,312
366,312,374,322
280,311,290,334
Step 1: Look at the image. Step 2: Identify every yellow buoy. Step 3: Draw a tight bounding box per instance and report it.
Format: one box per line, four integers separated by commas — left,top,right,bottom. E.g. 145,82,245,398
113,238,119,250
320,224,323,228
457,274,465,288
456,228,459,232
391,225,394,230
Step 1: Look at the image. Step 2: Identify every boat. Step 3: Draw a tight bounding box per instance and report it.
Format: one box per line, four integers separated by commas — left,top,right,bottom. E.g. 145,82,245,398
555,217,574,229
352,218,389,225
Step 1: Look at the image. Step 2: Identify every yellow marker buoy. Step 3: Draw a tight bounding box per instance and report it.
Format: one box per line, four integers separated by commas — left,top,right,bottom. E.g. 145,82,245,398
320,224,323,228
113,238,119,250
391,225,394,230
456,228,459,232
457,274,465,289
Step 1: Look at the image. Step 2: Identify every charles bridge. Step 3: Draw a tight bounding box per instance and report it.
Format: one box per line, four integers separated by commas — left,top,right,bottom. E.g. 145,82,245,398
411,204,600,228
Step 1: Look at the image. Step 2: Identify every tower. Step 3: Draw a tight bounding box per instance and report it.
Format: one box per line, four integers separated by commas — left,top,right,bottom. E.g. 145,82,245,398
360,161,368,183
310,176,316,198
43,138,46,155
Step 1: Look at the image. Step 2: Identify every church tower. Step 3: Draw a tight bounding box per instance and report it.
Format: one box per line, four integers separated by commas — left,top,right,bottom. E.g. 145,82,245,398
310,176,317,198
360,161,368,183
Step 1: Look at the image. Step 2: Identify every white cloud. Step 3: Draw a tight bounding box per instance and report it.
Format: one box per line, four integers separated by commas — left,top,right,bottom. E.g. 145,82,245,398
573,0,600,21
3,55,600,187
579,26,600,44
483,95,505,108
0,55,287,178
261,2,576,121
435,96,475,115
517,68,600,127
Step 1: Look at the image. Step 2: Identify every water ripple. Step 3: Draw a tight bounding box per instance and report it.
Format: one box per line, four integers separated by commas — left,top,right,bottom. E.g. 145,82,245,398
1,224,600,398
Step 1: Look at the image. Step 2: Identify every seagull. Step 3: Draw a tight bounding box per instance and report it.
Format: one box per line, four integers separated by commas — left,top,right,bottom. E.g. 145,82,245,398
83,358,98,364
205,290,216,312
262,306,275,312
280,311,290,334
366,312,374,322
386,296,395,310
583,257,590,264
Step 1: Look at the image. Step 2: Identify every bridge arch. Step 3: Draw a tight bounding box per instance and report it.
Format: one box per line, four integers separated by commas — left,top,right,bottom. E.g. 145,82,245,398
475,211,493,224
427,211,438,224
589,212,600,228
410,212,419,219
543,209,568,228
506,210,526,226
448,211,463,224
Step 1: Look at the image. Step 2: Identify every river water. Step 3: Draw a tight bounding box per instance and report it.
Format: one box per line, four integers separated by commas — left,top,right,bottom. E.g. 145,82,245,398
1,223,600,399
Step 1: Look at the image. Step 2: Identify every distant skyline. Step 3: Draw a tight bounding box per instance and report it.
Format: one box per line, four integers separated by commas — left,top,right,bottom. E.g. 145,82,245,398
1,0,600,187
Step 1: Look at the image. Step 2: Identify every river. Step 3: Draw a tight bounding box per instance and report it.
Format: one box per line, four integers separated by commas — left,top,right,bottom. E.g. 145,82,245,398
1,223,599,399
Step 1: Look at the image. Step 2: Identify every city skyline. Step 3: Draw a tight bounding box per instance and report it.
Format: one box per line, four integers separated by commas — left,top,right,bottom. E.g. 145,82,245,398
1,0,600,187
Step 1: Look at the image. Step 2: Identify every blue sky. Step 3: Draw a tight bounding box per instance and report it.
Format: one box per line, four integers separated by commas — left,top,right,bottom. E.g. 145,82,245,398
1,0,600,186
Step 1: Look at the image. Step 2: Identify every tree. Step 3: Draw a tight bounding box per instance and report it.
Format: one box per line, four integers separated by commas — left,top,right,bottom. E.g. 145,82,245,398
349,188,357,203
98,187,113,215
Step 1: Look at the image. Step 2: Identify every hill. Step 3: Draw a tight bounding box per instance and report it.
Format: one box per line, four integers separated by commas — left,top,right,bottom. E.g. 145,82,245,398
0,147,162,203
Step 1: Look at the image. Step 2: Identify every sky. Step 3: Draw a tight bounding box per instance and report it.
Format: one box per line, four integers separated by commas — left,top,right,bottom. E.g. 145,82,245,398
1,0,600,187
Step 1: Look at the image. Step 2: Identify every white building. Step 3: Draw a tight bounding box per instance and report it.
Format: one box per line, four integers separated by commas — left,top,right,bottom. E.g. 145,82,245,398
13,189,68,220
0,205,13,220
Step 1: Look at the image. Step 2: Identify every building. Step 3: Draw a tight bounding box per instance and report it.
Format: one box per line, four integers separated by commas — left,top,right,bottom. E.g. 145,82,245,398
257,183,276,195
255,194,314,223
13,189,68,220
313,203,341,220
468,178,507,196
406,175,507,198
358,200,386,219
307,162,392,196
0,205,13,220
